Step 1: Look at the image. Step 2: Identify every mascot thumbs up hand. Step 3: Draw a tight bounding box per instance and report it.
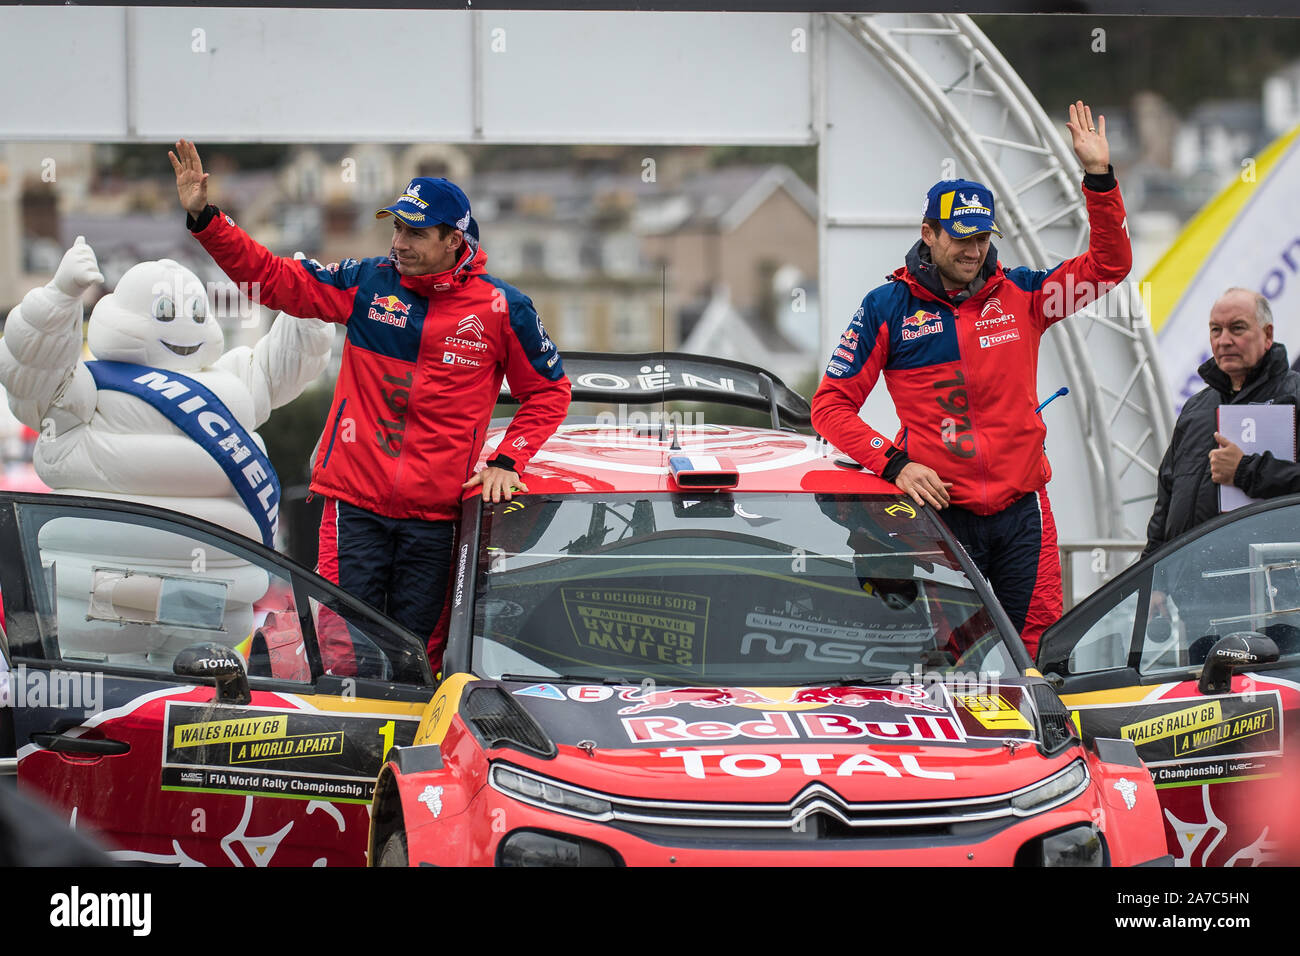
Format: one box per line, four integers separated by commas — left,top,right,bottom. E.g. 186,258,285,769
0,236,104,435
52,235,105,298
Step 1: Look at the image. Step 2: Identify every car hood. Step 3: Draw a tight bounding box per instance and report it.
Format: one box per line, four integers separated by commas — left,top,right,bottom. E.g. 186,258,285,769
491,679,1066,802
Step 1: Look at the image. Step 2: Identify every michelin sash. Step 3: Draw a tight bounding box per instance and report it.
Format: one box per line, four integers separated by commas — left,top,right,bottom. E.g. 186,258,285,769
86,360,280,547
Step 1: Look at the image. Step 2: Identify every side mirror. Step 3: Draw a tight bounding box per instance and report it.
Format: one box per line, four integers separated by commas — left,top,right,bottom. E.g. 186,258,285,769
174,642,252,705
1197,632,1279,696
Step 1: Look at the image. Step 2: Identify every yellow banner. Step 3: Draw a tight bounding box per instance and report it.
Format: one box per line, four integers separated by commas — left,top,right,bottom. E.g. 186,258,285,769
1143,124,1300,407
173,715,287,749
1172,707,1273,756
1120,701,1221,746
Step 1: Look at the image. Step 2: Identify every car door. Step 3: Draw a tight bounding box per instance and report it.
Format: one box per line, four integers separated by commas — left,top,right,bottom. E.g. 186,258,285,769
1,612,14,789
0,492,434,866
1039,494,1300,866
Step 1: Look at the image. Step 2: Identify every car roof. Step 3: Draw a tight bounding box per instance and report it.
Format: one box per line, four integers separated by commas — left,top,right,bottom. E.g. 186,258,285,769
483,422,901,496
488,351,901,497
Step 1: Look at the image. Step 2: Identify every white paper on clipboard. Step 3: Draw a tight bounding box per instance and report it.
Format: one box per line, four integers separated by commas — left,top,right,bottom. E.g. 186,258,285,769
1217,403,1297,511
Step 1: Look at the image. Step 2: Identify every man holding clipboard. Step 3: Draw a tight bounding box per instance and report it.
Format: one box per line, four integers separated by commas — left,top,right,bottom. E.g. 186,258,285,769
1145,288,1300,556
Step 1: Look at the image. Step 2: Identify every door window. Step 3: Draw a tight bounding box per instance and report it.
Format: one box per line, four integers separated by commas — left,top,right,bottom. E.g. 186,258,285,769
1066,590,1139,674
1141,504,1300,677
15,506,308,682
307,595,429,685
10,502,433,687
1045,501,1300,682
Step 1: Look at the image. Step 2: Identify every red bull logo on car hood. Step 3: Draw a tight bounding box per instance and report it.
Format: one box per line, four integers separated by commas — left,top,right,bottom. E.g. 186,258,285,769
503,680,1040,751
616,684,947,716
612,684,964,745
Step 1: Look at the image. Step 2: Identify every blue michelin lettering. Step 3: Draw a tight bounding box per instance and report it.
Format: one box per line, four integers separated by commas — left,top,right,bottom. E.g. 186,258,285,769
86,361,280,546
137,375,278,523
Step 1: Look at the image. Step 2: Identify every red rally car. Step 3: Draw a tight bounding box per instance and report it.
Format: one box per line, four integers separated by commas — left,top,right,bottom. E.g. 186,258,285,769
367,353,1170,866
6,353,1221,866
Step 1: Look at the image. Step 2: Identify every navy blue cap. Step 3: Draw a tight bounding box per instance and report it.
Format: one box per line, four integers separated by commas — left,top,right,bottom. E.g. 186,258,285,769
376,178,472,232
923,179,1002,238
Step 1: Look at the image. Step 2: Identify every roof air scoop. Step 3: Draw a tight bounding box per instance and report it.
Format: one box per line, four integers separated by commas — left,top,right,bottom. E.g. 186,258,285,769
669,454,739,490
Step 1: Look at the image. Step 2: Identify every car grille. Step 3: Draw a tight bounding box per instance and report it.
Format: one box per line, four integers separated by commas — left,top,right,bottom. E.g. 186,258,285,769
490,761,1089,845
1031,684,1078,754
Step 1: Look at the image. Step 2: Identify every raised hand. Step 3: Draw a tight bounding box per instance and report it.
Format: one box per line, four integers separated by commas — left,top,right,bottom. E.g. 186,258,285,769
168,139,210,218
52,236,104,297
1065,100,1110,175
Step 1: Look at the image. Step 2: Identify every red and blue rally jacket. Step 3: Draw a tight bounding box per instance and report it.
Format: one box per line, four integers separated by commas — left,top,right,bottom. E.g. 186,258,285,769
812,176,1130,515
192,207,571,521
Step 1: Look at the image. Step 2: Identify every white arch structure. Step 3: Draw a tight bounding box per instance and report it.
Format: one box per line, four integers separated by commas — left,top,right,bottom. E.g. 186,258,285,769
0,8,1173,589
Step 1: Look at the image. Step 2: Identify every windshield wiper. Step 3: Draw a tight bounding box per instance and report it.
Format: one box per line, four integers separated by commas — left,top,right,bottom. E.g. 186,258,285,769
498,673,651,686
793,674,904,687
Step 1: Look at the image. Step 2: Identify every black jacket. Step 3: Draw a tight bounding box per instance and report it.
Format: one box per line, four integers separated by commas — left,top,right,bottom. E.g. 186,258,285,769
1144,343,1300,556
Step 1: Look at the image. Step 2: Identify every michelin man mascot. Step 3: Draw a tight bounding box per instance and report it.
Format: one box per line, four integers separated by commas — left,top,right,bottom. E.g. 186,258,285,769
0,237,334,663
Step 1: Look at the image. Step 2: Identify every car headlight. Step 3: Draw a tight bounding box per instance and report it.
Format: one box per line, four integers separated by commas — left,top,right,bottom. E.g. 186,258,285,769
1039,825,1105,867
497,829,622,867
492,766,613,819
1010,760,1088,815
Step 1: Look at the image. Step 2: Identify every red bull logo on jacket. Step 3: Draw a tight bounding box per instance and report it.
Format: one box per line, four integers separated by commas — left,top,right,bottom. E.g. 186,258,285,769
368,294,411,328
900,309,943,341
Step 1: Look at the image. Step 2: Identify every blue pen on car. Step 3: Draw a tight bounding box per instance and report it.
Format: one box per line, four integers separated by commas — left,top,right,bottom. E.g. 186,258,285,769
1035,386,1069,415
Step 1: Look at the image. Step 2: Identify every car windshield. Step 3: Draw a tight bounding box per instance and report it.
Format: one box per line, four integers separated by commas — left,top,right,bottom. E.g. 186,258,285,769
472,493,1014,685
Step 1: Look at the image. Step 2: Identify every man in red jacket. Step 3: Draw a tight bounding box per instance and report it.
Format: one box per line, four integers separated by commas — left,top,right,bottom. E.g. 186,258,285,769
811,102,1130,655
171,141,570,667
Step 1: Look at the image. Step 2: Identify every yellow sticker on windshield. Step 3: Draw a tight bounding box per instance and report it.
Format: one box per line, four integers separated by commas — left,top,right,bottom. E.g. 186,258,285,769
563,587,707,671
885,501,916,519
